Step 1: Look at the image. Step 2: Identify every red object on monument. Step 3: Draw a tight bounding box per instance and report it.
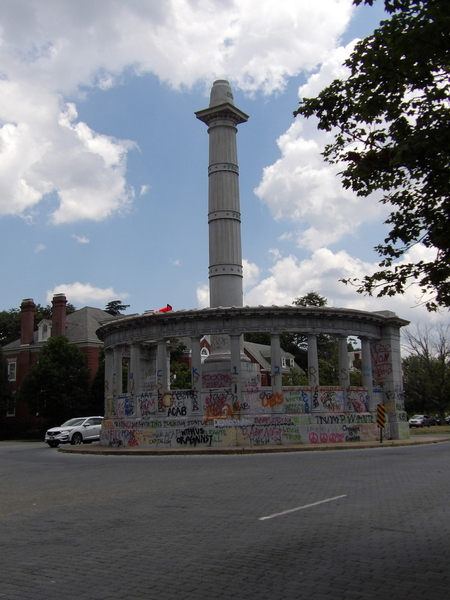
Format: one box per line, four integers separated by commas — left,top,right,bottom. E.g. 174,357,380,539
156,304,172,313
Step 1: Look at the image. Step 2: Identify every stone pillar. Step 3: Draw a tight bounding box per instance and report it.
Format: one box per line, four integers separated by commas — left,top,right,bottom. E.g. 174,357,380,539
156,339,169,394
338,335,349,390
190,336,202,391
370,312,409,439
113,346,123,397
360,337,374,409
129,343,141,396
307,334,319,387
230,334,242,409
271,333,283,411
104,347,114,418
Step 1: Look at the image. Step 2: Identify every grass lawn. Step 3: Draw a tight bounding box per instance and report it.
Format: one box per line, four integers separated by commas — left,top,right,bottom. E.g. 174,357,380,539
409,424,450,435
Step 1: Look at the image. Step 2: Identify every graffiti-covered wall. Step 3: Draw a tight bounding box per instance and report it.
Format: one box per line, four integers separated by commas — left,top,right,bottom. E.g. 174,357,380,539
100,384,400,448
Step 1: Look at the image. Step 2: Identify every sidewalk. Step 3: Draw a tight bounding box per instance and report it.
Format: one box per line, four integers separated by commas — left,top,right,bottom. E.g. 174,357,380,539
59,434,450,456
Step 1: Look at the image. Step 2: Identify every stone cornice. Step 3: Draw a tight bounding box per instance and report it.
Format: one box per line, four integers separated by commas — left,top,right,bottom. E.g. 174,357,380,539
97,305,409,348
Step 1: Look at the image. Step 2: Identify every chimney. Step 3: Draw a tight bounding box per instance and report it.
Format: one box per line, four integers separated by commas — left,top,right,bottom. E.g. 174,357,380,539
51,294,67,337
20,298,36,345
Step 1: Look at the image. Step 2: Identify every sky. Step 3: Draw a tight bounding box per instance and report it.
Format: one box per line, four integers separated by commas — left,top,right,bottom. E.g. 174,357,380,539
0,0,447,332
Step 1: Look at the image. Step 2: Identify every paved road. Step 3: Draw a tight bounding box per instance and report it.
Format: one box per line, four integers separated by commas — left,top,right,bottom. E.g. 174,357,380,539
1,441,449,600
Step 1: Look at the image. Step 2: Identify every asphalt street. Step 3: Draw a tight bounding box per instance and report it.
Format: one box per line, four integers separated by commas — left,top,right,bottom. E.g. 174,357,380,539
1,440,449,600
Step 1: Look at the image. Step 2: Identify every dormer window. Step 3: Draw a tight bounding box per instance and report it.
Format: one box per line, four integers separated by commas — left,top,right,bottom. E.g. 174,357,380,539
38,319,52,342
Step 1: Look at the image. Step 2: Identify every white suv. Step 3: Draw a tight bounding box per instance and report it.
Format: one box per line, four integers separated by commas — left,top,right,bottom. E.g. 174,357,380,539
45,416,103,447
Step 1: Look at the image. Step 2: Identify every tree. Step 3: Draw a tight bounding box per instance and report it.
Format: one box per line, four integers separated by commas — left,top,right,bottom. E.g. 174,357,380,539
0,308,20,346
0,302,76,346
402,324,450,421
281,292,339,380
170,340,192,390
105,300,130,316
295,0,450,311
18,336,91,422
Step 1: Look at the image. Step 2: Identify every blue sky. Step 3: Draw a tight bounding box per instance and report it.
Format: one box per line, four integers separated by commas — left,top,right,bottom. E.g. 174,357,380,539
0,0,445,329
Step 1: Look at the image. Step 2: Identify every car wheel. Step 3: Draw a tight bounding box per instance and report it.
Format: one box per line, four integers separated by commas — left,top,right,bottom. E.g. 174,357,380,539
48,441,59,448
71,432,83,445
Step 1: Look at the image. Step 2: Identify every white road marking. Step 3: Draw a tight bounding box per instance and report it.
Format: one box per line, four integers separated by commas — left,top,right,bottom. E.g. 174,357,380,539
259,494,347,521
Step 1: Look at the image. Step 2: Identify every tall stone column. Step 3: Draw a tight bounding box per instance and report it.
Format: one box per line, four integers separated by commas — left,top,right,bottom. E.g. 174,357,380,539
196,80,249,366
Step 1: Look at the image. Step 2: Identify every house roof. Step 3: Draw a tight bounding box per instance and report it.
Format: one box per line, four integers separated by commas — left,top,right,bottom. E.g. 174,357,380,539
243,341,298,372
2,306,118,351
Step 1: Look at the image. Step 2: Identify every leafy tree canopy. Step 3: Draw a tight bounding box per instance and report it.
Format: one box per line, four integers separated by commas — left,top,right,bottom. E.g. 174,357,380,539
293,291,328,307
295,0,450,311
18,336,90,422
402,324,450,419
105,300,130,316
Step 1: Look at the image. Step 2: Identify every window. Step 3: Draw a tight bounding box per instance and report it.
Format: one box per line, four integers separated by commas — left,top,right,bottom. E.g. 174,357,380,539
38,320,52,342
7,360,16,382
281,357,286,368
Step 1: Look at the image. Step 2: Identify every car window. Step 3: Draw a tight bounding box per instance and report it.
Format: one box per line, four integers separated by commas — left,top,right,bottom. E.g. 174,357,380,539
85,419,94,425
62,418,85,427
92,418,103,425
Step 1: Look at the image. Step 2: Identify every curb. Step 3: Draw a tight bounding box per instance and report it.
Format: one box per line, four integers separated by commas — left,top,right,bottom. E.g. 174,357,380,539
58,436,450,456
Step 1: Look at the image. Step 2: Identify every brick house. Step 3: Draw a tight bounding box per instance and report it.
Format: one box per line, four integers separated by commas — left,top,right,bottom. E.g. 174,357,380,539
2,294,115,419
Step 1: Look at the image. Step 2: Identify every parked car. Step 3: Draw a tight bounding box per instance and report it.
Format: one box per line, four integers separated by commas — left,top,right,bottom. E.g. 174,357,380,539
45,416,103,447
408,415,436,428
446,416,450,425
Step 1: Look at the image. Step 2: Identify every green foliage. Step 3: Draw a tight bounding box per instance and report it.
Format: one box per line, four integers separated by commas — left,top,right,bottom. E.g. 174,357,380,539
0,308,21,346
0,302,77,346
170,362,192,390
282,367,308,386
90,349,106,415
403,324,450,419
169,339,192,389
283,292,338,375
243,332,271,345
105,300,130,316
295,0,450,310
293,291,328,307
18,336,91,422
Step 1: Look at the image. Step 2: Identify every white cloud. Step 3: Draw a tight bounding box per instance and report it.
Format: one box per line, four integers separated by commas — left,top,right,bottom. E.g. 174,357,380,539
254,43,389,252
72,234,90,244
243,258,260,290
0,89,135,223
0,0,356,222
244,245,448,326
34,243,46,253
47,282,129,306
196,284,209,309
